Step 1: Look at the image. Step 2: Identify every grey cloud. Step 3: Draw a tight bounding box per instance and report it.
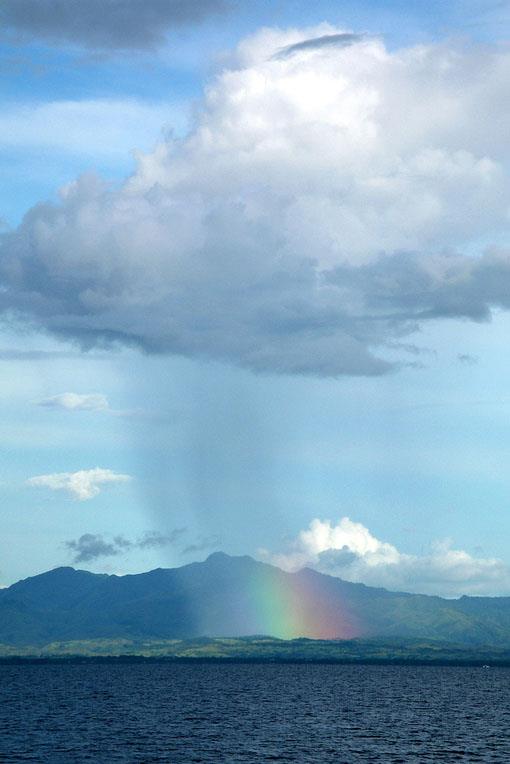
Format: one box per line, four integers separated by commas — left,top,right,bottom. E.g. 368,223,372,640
327,249,510,323
317,547,360,569
137,528,187,549
66,533,121,563
112,535,133,549
0,0,228,52
273,33,364,60
65,529,187,563
1,189,508,377
1,192,508,377
384,342,437,357
458,353,478,365
0,184,395,377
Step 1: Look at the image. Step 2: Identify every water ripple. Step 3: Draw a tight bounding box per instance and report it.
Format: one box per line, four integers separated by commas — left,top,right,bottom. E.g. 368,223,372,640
1,664,509,762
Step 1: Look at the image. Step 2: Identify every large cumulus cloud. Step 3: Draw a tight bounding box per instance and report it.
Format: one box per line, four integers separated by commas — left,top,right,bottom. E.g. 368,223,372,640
2,26,510,376
261,517,510,597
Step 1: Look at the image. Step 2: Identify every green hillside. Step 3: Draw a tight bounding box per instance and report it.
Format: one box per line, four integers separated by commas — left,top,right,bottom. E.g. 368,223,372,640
2,553,510,648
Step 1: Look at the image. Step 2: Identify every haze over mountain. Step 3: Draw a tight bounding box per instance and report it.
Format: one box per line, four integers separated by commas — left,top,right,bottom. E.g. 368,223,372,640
2,553,510,648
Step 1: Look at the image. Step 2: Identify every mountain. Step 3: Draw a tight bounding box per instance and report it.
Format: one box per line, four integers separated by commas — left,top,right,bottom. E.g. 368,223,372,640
2,552,510,647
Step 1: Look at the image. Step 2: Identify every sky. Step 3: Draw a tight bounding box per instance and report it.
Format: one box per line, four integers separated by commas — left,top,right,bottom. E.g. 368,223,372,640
1,0,510,597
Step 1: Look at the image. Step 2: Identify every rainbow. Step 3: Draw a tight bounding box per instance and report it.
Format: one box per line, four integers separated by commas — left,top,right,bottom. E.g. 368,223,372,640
246,567,363,640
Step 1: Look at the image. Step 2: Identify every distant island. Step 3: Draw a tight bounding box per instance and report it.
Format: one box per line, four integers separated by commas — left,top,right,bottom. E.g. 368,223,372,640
2,552,510,662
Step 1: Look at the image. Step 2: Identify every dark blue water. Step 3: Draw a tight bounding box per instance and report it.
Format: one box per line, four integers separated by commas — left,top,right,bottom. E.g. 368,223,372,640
1,663,509,762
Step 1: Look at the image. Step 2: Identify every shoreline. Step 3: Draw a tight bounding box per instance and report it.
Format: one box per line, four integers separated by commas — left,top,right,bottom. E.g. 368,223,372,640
0,655,508,667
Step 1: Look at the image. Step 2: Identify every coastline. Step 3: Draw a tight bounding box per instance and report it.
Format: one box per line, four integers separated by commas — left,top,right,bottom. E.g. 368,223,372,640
2,636,510,666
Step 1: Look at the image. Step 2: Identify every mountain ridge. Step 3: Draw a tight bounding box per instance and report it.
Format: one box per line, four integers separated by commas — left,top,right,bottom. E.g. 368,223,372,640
2,552,510,647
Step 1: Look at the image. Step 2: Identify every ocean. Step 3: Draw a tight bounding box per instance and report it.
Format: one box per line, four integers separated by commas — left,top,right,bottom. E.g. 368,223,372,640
1,662,509,762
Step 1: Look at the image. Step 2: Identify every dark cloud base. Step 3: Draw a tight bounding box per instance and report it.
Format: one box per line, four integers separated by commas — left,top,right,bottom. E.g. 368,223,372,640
0,0,228,51
2,214,508,377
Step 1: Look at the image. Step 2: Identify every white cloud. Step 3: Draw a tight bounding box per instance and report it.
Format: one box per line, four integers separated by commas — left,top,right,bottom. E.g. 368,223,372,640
35,392,145,418
261,517,510,597
37,392,109,411
2,26,510,375
27,467,132,501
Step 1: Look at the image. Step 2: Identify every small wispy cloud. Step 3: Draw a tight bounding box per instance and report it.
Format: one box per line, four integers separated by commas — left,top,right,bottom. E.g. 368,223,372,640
137,529,187,549
27,467,132,501
36,392,147,418
273,32,364,60
37,392,109,411
0,349,86,361
458,353,479,365
65,528,187,562
66,534,121,562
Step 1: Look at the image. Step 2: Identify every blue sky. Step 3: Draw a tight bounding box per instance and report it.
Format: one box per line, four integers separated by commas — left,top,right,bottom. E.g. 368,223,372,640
1,0,510,596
